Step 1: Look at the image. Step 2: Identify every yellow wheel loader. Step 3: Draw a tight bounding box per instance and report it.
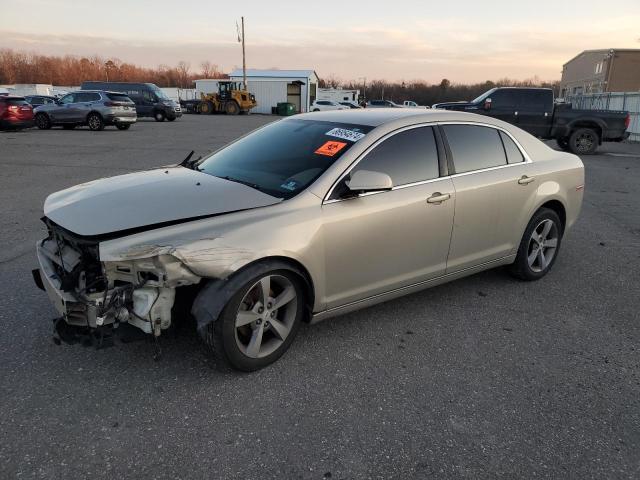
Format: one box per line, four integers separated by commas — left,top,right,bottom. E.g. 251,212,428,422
198,81,256,115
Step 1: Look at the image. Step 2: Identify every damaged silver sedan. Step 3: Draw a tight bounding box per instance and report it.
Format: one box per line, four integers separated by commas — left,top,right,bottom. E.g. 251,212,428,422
34,109,584,370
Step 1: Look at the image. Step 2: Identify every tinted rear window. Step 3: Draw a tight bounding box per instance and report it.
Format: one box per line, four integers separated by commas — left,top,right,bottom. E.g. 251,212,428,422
106,93,132,102
443,125,507,173
5,98,29,106
197,120,373,199
499,131,525,164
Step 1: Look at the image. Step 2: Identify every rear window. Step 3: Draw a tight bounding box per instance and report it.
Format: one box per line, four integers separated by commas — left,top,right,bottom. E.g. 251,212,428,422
197,119,374,199
5,98,29,106
106,93,133,102
443,125,507,173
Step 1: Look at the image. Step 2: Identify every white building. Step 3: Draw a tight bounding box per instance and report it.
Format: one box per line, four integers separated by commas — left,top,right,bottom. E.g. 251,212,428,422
317,88,360,105
228,69,319,114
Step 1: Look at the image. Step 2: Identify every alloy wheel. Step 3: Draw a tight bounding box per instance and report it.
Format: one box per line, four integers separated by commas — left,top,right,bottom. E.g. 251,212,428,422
527,219,559,273
575,131,595,153
234,274,297,358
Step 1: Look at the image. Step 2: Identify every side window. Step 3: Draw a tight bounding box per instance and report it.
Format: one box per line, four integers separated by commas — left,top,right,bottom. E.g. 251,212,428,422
31,97,43,105
499,131,525,164
443,125,507,173
59,94,75,104
351,126,440,187
143,89,155,102
490,89,514,108
88,92,101,102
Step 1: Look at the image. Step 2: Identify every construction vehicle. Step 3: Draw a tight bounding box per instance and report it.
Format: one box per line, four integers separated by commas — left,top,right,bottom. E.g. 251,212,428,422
196,81,256,115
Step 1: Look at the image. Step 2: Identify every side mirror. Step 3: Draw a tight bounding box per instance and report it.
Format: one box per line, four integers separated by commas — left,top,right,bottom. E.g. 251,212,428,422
346,170,393,194
483,98,492,110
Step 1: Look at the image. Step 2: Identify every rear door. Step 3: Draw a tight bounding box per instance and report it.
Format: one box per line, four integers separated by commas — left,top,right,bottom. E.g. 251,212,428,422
322,125,455,308
514,89,553,137
485,89,517,125
75,92,101,121
441,123,537,272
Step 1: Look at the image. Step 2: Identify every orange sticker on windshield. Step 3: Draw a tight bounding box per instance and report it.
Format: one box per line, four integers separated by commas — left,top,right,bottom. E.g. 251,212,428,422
315,140,347,157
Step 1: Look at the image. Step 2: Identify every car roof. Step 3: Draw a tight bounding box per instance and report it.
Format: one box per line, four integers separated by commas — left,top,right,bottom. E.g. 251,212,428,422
293,108,491,127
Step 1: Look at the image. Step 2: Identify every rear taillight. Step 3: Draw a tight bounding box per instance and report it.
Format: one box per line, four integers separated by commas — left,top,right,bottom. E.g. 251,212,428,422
624,113,631,129
8,105,18,112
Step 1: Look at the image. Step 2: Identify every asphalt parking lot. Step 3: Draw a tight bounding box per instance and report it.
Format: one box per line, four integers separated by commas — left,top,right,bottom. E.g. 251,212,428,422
1,115,639,479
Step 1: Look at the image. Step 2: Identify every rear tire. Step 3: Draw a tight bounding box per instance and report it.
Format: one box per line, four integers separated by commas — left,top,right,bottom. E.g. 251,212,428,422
154,111,165,122
568,127,599,155
35,113,51,130
87,113,104,131
225,101,240,115
116,123,131,130
509,208,563,281
198,266,305,371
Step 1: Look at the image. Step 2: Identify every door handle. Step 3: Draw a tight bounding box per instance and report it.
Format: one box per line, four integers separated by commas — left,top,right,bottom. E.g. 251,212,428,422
427,192,451,204
518,175,535,185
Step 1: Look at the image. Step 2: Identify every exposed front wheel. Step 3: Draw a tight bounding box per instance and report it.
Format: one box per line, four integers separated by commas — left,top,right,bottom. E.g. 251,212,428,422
87,113,104,131
569,128,599,155
154,111,165,122
199,268,305,371
509,208,563,281
35,113,51,130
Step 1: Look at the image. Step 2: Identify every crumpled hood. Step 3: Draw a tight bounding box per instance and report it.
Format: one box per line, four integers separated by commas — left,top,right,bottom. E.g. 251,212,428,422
44,167,281,237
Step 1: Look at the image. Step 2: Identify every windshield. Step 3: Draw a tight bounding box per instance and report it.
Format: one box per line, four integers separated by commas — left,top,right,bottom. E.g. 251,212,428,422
471,88,497,104
196,119,373,199
150,85,170,100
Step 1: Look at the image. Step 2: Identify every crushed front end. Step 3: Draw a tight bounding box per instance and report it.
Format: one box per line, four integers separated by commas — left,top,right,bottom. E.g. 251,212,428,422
34,219,199,348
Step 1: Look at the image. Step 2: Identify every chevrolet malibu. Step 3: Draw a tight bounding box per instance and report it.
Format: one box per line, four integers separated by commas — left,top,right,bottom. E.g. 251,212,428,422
34,109,584,371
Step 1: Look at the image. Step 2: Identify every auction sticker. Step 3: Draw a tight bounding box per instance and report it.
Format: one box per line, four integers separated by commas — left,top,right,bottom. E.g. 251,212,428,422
325,128,366,142
315,140,347,157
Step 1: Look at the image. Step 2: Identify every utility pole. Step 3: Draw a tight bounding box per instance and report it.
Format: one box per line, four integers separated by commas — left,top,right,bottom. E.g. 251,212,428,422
241,16,247,90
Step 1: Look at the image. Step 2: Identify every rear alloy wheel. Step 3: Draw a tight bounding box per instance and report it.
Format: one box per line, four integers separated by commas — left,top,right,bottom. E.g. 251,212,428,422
569,128,598,155
35,113,51,130
509,208,563,281
201,269,304,371
225,101,240,115
87,113,104,131
154,111,165,122
116,123,131,130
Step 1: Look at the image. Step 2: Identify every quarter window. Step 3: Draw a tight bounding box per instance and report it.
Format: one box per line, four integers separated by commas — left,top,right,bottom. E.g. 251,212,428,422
443,125,507,173
499,131,524,164
351,126,440,187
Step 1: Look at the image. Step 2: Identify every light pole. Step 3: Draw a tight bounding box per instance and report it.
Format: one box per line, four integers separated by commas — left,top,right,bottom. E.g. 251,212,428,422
358,76,366,106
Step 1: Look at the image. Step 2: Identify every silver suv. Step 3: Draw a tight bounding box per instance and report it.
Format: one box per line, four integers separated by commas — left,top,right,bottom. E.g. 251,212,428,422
34,91,137,131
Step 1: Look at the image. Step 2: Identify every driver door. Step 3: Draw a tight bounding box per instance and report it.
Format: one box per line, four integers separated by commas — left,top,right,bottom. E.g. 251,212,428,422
321,126,455,309
54,93,78,122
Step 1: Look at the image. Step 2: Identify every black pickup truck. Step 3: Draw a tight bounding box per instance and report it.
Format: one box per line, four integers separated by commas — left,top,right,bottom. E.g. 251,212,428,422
433,87,630,154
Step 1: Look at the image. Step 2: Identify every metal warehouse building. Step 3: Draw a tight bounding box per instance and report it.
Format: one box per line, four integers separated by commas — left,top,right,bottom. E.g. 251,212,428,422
228,69,319,114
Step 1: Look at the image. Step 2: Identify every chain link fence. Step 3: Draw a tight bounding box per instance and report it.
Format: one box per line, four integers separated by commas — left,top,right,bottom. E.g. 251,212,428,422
566,92,639,142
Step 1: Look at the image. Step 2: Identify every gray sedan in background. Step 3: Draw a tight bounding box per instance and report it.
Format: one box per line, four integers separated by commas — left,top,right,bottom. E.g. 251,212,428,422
33,90,137,131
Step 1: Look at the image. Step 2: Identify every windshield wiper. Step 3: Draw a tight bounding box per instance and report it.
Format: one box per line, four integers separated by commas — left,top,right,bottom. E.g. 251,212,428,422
219,175,263,192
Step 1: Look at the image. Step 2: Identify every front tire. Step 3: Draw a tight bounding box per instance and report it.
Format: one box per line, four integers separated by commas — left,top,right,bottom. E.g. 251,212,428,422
568,127,599,155
35,113,51,130
154,110,166,122
509,208,563,281
200,268,305,371
87,113,104,131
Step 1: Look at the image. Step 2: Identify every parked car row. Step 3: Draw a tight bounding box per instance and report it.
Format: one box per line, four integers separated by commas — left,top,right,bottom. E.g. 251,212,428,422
1,82,183,132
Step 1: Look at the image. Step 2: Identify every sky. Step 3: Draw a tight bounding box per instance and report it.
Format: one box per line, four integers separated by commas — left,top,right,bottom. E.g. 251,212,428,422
1,0,639,83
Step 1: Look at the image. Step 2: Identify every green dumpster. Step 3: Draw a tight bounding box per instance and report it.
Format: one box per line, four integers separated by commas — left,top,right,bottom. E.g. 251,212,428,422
276,102,296,116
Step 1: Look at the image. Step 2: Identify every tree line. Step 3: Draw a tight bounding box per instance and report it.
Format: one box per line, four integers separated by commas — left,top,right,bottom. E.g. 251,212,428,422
0,49,226,87
0,48,559,104
321,77,560,106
